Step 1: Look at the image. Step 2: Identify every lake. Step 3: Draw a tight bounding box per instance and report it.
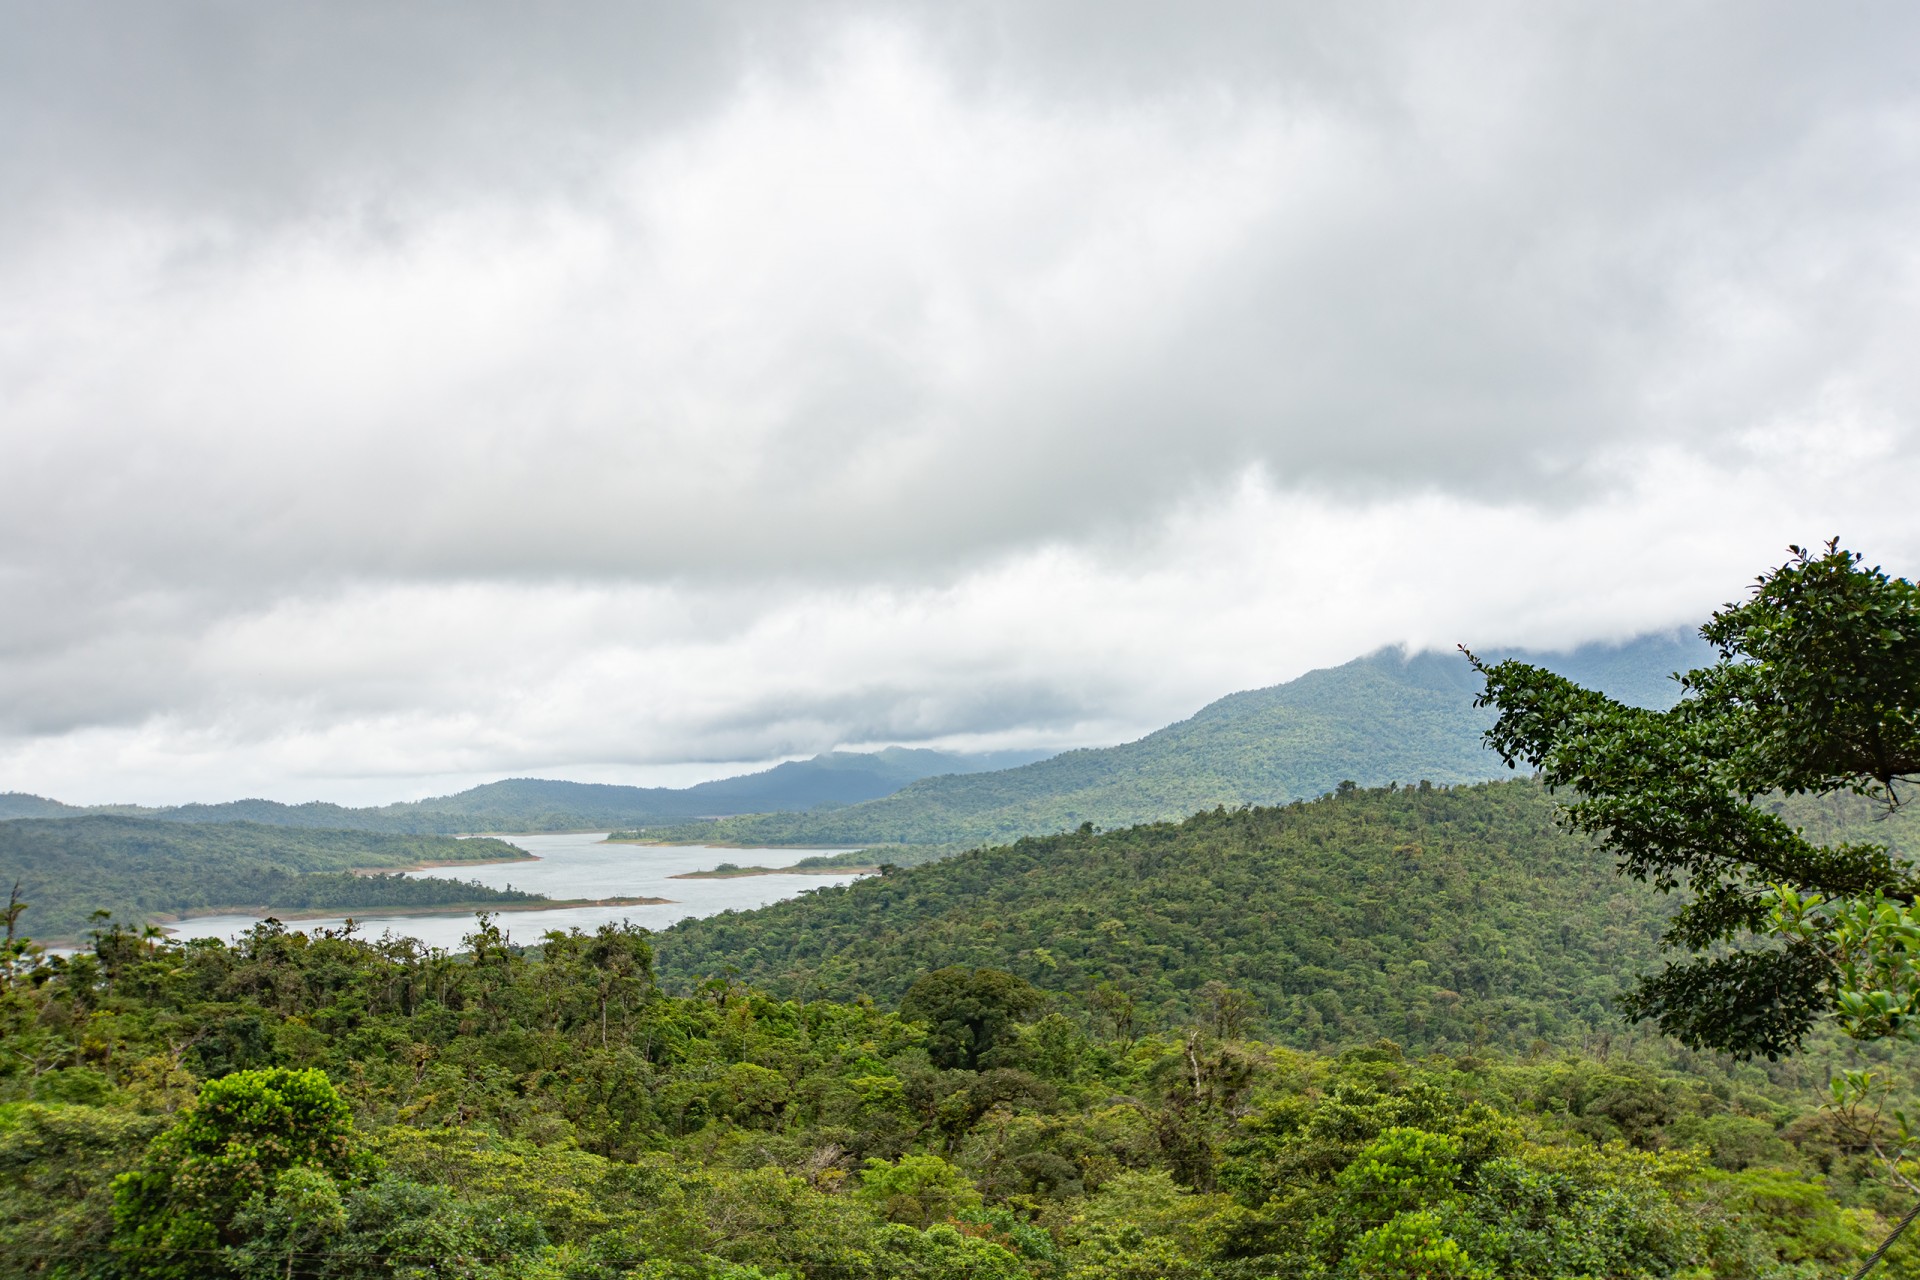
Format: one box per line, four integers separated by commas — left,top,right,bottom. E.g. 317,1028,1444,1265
168,832,868,951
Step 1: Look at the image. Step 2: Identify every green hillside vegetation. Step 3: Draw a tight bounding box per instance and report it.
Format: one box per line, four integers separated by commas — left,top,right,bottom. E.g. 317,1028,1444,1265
682,747,1049,809
0,818,540,942
653,779,1920,1055
0,748,1046,835
627,636,1709,851
3,916,1915,1278
654,781,1656,1051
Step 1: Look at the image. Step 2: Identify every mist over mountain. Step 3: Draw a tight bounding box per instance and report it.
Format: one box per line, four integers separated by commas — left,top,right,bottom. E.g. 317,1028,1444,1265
639,632,1711,850
1,633,1705,847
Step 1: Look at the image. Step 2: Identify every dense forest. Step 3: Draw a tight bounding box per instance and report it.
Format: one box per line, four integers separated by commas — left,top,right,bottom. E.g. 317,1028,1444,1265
626,638,1708,851
655,780,1920,1053
3,912,1915,1279
651,781,1677,1052
0,819,539,942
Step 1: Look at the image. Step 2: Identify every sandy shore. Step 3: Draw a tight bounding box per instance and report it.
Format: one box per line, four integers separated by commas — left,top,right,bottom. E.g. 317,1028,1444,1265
603,837,861,851
669,865,878,879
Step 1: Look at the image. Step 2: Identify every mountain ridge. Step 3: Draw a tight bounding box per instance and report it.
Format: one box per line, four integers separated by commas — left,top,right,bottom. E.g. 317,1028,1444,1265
0,746,1049,834
630,631,1711,849
0,631,1706,845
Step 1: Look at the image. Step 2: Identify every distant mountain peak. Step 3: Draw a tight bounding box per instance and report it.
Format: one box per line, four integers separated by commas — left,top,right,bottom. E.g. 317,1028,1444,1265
660,629,1716,849
0,747,1054,832
2,633,1707,837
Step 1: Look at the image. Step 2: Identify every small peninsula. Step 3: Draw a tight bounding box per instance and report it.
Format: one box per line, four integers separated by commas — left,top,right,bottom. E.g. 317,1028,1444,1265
670,861,876,879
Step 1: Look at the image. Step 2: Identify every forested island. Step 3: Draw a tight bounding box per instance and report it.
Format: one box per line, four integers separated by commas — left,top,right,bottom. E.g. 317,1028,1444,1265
666,862,872,880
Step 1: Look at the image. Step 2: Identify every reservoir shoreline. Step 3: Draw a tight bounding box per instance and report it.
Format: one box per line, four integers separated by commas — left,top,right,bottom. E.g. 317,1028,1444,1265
163,834,873,953
670,865,877,879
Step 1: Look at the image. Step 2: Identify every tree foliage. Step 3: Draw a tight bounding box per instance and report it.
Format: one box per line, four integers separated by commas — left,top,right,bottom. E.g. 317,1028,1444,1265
111,1068,363,1278
1471,542,1920,1059
657,780,1691,1052
901,968,1046,1071
0,904,1908,1278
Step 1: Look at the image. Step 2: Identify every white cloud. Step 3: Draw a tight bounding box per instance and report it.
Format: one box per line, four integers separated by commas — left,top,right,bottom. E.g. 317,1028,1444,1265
3,4,1920,802
6,433,1914,805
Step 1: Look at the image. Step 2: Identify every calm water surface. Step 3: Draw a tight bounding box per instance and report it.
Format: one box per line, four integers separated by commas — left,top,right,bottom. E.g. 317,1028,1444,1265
169,833,867,951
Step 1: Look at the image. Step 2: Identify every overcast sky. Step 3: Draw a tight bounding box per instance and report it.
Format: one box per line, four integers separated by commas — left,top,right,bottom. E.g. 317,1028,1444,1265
5,2,1920,804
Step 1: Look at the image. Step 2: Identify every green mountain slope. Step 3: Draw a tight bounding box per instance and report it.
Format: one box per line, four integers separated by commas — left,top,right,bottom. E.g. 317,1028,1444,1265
654,780,1669,1051
639,633,1708,849
655,776,1920,1052
0,817,538,941
0,747,1047,834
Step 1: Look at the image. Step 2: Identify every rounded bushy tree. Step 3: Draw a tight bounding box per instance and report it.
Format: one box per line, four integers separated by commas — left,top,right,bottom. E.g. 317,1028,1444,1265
112,1067,363,1278
900,966,1044,1071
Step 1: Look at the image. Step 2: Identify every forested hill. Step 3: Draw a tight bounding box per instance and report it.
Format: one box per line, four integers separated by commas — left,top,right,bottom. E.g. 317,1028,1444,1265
654,778,1674,1052
659,776,1920,1053
0,746,1046,834
638,632,1710,849
0,817,539,941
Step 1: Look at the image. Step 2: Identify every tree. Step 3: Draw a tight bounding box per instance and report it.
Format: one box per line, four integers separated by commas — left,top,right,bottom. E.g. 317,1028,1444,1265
1345,1210,1493,1280
112,1068,364,1278
1336,1128,1465,1216
1090,981,1139,1047
0,880,40,990
900,967,1045,1071
855,1153,982,1226
224,1166,347,1280
1470,541,1920,1059
1194,980,1256,1041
